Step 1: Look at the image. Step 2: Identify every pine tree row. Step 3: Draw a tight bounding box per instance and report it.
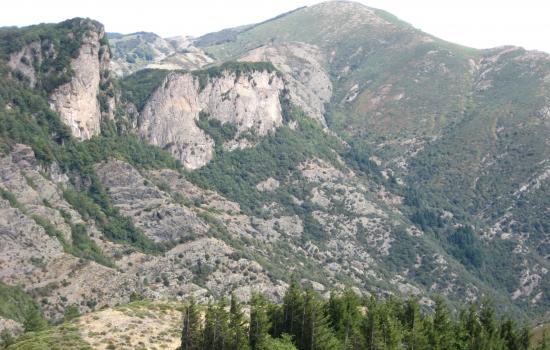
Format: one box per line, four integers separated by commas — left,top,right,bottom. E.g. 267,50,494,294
180,280,547,350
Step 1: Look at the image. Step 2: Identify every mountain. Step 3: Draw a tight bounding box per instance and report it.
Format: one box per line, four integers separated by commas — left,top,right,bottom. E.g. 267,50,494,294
0,1,549,345
108,31,213,76
194,0,550,315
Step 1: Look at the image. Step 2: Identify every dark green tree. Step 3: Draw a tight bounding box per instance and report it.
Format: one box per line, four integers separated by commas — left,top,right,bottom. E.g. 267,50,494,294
429,296,453,350
301,290,341,350
462,303,482,350
229,293,250,350
328,289,364,349
203,298,230,350
181,297,202,350
282,277,304,339
203,298,229,350
403,298,429,350
262,334,298,350
249,293,271,350
477,298,504,350
364,296,385,350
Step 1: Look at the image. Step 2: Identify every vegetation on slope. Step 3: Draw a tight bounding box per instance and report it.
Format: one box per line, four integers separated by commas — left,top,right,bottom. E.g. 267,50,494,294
0,18,105,93
188,105,346,247
195,1,550,317
0,283,44,326
118,61,279,111
191,61,279,91
0,37,178,256
117,68,171,111
177,281,534,350
4,324,90,350
4,286,546,350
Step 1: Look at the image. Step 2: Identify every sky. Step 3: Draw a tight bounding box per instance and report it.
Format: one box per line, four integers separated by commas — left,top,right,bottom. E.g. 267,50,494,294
1,0,549,53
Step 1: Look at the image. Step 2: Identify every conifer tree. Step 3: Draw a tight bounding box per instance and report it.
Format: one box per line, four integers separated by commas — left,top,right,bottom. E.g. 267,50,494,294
500,318,522,350
249,293,271,350
328,289,364,349
203,298,230,350
518,326,531,350
478,298,504,350
177,284,532,350
268,301,286,339
364,296,385,350
430,296,453,350
229,293,250,350
203,302,217,350
302,289,341,350
283,277,304,339
181,297,202,350
462,303,482,350
454,308,472,350
263,334,299,350
403,298,428,350
479,298,497,338
379,299,402,350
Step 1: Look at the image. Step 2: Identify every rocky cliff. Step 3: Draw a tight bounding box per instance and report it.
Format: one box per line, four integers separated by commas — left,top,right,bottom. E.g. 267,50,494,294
7,19,114,140
138,66,285,169
48,21,113,140
238,42,332,126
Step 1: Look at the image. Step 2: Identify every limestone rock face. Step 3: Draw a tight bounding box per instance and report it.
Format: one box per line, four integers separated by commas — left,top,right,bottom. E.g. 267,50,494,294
239,43,332,126
48,22,112,140
138,69,285,169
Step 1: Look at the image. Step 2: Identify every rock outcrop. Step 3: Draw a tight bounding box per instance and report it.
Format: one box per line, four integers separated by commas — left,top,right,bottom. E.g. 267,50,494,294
48,20,113,140
0,146,284,319
7,41,43,88
138,68,285,169
239,43,332,126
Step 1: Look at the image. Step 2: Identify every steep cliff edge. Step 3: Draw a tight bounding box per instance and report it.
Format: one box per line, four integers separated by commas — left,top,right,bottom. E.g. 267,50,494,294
48,22,113,140
238,42,332,126
6,18,114,140
138,64,285,169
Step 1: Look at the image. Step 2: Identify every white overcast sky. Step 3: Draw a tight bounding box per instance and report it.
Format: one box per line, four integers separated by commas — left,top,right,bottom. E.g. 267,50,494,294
1,0,549,53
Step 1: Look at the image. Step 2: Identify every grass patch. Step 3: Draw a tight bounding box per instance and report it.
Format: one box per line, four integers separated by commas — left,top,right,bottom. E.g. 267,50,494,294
6,323,91,350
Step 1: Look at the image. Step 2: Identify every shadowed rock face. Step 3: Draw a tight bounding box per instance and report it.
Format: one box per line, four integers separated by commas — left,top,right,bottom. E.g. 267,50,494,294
138,69,285,169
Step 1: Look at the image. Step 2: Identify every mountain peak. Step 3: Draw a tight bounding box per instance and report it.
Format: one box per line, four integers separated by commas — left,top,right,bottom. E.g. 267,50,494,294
295,0,392,26
308,0,373,11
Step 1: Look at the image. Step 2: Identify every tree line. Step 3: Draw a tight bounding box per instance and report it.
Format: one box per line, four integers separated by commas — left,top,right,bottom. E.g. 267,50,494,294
179,280,548,350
